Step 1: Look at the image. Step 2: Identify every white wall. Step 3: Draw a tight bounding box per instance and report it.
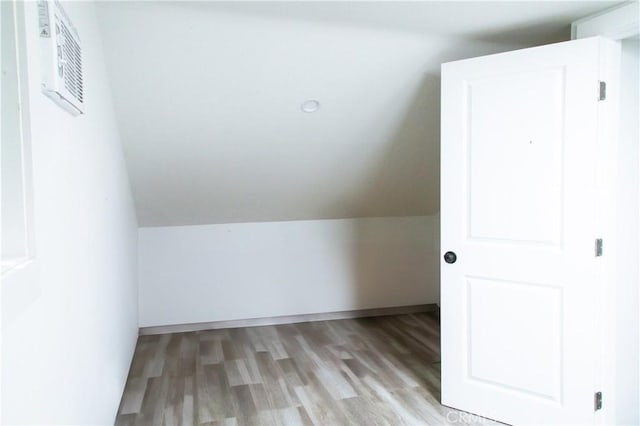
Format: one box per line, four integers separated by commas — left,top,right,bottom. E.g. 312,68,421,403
1,2,138,424
139,216,438,327
616,37,639,426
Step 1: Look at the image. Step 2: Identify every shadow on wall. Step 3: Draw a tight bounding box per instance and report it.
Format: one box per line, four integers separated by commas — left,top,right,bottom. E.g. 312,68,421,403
332,73,442,311
331,25,570,312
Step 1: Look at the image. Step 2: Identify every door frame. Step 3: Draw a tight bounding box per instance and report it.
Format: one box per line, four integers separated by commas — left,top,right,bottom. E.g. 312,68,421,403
572,2,639,41
572,3,640,425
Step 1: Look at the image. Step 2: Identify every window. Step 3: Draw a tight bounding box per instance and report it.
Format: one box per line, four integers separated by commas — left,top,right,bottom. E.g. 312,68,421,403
2,0,34,276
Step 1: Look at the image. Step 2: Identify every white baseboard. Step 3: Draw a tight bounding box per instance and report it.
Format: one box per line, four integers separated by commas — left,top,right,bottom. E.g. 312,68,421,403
139,303,438,336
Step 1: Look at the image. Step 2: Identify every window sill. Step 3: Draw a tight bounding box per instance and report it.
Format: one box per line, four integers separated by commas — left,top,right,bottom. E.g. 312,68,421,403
1,256,33,278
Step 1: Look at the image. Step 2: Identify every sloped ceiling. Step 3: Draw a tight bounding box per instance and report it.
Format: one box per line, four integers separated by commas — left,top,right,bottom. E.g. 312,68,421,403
96,1,619,226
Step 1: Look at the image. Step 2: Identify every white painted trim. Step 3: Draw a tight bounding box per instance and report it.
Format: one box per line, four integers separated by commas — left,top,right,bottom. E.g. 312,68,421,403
1,0,36,276
574,4,640,425
594,37,622,426
1,4,3,421
572,2,640,40
1,256,34,277
139,304,438,336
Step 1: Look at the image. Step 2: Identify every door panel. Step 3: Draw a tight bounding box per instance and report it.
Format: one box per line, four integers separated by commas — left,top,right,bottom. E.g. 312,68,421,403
441,37,618,425
467,277,562,401
467,68,564,245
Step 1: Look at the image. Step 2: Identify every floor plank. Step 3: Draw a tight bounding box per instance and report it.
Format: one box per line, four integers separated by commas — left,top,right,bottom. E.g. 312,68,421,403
115,312,497,426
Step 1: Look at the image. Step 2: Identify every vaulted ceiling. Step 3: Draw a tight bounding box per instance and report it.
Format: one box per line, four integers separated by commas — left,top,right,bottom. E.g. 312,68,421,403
96,1,619,226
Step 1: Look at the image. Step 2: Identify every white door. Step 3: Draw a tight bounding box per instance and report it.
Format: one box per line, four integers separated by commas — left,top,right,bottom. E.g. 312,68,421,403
440,37,618,425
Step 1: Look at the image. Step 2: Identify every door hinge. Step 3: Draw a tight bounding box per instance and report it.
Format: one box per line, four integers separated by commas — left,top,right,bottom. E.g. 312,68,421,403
598,81,606,101
595,392,603,411
595,239,603,257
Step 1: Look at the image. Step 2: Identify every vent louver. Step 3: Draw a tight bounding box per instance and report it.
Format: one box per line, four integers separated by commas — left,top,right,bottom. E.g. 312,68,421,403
59,18,83,103
39,0,84,116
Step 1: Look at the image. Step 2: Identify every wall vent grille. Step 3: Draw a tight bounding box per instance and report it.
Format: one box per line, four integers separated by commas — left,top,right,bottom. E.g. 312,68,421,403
39,0,84,116
59,18,83,103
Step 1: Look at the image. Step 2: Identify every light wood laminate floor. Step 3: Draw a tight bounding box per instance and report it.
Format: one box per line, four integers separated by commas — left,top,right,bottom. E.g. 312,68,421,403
115,312,495,425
